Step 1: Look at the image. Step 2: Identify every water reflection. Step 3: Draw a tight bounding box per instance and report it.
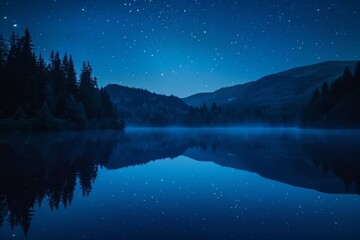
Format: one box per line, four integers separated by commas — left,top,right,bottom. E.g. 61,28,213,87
0,128,360,235
0,132,118,235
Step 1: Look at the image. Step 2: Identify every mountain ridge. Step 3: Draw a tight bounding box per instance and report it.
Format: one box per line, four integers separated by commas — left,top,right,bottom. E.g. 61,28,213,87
183,60,357,124
184,60,357,103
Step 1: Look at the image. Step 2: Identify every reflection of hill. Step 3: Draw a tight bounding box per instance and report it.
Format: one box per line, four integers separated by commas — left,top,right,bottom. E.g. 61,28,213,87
183,130,360,195
105,130,190,169
107,129,360,195
1,129,360,235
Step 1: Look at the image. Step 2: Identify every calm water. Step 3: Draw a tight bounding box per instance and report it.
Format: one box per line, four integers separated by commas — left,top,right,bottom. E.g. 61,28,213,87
1,128,360,239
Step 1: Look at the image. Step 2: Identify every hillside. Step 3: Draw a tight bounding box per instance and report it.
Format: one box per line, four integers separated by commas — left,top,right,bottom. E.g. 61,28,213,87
183,61,357,124
302,62,360,128
105,84,189,126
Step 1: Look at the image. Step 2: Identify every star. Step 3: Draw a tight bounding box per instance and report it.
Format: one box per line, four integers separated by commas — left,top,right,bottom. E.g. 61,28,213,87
0,0,358,97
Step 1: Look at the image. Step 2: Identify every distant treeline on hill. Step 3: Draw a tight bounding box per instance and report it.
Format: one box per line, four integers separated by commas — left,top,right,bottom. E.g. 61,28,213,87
0,29,124,131
104,84,240,126
302,62,360,128
105,63,360,128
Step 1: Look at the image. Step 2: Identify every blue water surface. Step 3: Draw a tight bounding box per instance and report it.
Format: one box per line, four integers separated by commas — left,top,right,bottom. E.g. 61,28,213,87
0,128,360,239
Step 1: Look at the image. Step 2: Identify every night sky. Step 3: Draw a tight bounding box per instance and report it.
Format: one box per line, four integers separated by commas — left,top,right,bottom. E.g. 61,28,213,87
1,0,360,97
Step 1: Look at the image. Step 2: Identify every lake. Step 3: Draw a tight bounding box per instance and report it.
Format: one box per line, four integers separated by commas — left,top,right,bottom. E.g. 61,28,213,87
1,128,360,239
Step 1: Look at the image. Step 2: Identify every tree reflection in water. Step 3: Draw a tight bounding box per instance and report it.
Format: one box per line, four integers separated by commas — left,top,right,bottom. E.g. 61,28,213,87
0,129,360,235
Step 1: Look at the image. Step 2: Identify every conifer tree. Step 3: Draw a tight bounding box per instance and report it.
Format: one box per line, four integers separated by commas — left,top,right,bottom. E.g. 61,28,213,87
354,61,360,87
321,82,329,97
66,55,77,97
79,62,98,119
311,87,320,102
211,102,218,113
99,88,116,119
0,35,8,117
0,35,8,71
18,29,38,115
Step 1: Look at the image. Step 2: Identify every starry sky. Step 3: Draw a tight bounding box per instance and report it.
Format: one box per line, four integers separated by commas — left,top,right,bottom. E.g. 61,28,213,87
1,0,360,97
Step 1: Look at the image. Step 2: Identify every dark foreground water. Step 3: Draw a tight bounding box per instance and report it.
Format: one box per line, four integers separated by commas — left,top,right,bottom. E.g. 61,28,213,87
1,128,360,239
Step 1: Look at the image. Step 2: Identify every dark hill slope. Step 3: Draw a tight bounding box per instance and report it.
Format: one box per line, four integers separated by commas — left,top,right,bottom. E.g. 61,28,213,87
183,61,357,124
105,84,189,126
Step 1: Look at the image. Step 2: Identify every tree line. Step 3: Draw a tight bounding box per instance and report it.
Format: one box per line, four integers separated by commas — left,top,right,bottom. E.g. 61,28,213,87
0,29,124,131
302,62,360,128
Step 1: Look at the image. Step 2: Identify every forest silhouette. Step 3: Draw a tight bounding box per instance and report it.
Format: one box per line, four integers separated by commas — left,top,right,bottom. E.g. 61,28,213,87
0,29,123,131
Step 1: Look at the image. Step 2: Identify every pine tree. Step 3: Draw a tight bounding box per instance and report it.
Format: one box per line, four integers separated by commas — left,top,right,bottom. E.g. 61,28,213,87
320,82,331,115
301,87,321,126
50,51,63,92
63,54,77,97
201,103,208,113
20,28,34,64
211,102,218,113
78,62,98,119
18,29,38,116
36,53,48,104
64,94,87,126
36,53,46,73
50,51,67,116
7,32,19,68
342,66,353,92
321,82,329,96
61,53,69,78
0,35,9,117
98,88,116,119
0,35,8,70
49,50,54,69
3,32,20,116
311,87,320,102
354,61,360,87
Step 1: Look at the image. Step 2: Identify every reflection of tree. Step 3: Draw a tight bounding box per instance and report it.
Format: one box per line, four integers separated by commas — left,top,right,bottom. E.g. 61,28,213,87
0,195,8,229
305,139,360,193
332,161,360,193
1,130,360,236
0,130,200,236
0,143,45,235
0,133,118,235
76,141,99,197
183,131,360,196
47,160,77,210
